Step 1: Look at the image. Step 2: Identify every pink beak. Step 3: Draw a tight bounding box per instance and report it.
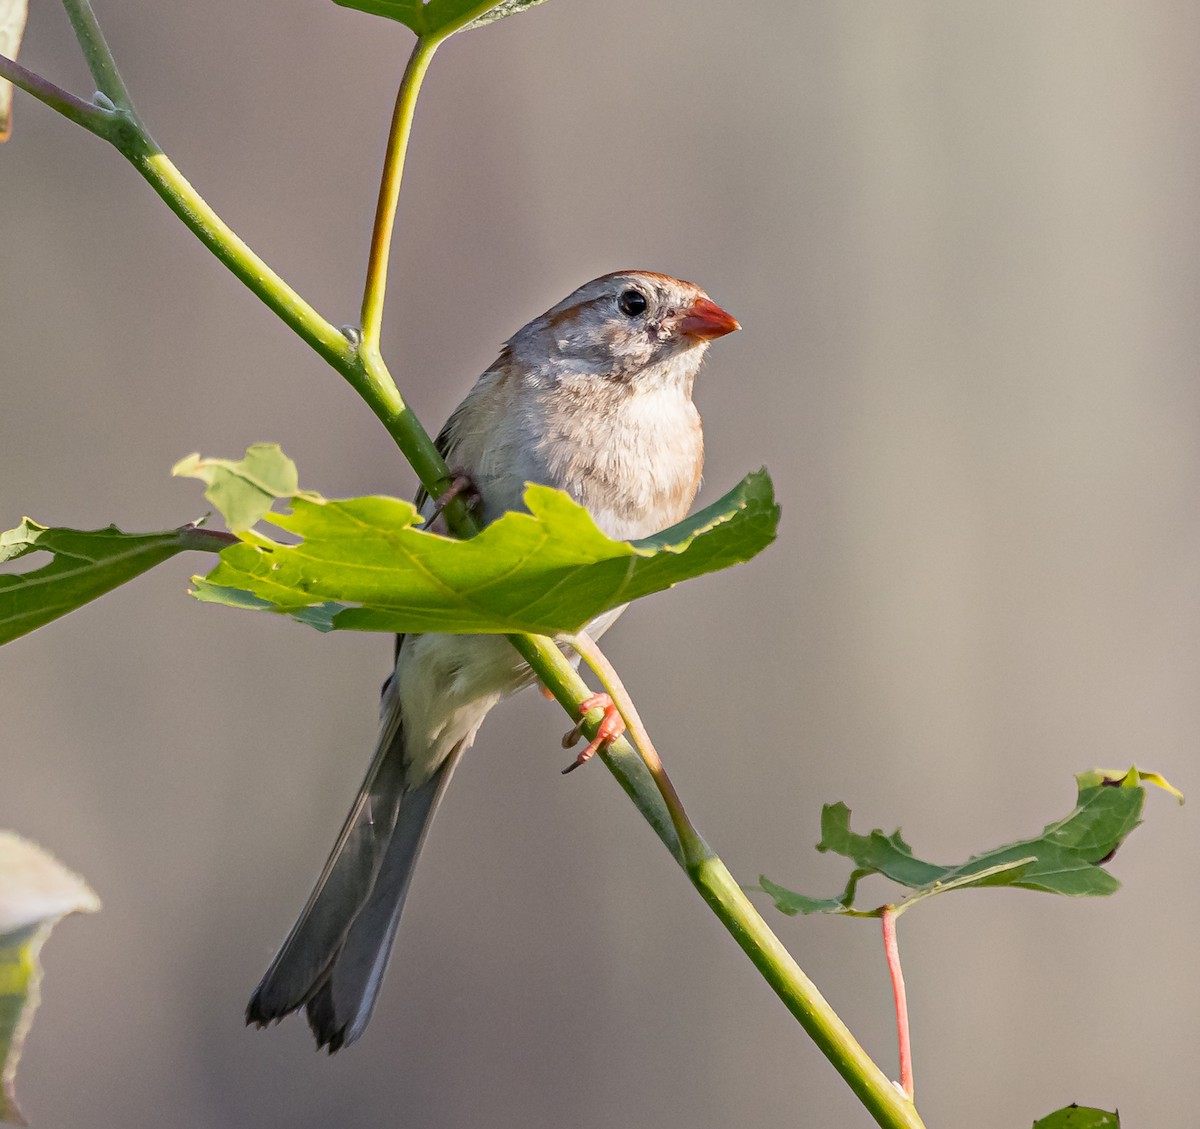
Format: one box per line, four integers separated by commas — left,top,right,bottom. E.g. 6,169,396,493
677,296,741,341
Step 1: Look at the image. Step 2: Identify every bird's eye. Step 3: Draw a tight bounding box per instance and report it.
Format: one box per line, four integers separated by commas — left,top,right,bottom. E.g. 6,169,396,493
617,289,648,318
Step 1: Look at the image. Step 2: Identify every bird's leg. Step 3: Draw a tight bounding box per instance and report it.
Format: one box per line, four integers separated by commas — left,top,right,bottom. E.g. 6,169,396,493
561,693,626,774
425,472,479,527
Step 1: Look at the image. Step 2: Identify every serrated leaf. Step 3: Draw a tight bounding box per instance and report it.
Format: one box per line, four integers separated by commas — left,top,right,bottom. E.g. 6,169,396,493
0,520,212,646
0,834,99,1125
1032,1106,1120,1129
817,803,946,888
182,447,780,637
760,768,1177,918
758,872,875,917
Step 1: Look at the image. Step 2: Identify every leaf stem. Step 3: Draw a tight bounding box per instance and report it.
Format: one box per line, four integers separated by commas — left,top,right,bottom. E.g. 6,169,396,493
360,35,440,351
882,906,914,1100
176,526,238,552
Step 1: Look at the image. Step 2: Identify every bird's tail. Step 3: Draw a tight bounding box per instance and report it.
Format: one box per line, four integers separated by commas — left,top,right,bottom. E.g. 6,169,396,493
246,701,464,1052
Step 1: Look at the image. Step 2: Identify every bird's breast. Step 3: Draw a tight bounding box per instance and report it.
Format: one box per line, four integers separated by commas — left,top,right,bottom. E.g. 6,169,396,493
531,381,704,542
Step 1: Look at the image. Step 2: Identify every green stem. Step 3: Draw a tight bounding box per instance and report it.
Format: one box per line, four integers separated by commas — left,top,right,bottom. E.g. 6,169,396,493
26,10,926,1127
0,52,112,133
60,0,135,112
361,36,440,350
123,140,362,375
567,631,707,866
698,862,923,1128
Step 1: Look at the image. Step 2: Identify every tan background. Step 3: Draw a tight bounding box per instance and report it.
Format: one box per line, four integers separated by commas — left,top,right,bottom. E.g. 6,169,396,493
2,1,1198,1126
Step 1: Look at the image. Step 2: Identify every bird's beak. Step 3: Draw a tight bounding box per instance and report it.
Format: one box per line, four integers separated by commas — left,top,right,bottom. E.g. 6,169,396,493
676,296,741,341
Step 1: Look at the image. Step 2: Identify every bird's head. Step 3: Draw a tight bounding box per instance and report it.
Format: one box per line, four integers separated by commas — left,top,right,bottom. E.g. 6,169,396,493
509,270,739,389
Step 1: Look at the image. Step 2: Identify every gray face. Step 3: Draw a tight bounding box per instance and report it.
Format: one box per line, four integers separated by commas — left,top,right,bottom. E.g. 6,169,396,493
516,271,708,381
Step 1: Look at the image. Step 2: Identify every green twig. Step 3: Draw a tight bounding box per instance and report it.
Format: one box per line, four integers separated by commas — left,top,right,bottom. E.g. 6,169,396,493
0,53,114,133
361,36,440,351
60,0,135,112
699,862,922,1127
566,630,707,865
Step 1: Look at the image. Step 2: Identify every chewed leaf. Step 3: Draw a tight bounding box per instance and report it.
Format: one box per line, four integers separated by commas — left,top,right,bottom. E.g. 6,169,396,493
0,834,99,1125
816,804,945,888
172,445,298,533
759,768,1178,919
1076,765,1184,804
0,519,219,647
182,446,780,636
758,872,875,918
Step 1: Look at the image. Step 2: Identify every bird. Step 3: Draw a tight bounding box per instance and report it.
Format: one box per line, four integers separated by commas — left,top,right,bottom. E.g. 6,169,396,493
245,270,739,1051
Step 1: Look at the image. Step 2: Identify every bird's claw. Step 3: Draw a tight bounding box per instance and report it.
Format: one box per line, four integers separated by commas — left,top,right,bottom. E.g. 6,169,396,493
426,473,479,527
561,693,626,774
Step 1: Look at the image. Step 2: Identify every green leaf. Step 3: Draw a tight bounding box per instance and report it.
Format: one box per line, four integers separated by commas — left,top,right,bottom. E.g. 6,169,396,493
425,0,552,33
332,0,428,33
172,445,299,533
817,803,947,888
331,0,551,37
1032,1106,1120,1129
759,768,1179,918
758,872,876,918
1077,765,1184,804
0,519,219,647
181,447,780,637
0,834,100,1126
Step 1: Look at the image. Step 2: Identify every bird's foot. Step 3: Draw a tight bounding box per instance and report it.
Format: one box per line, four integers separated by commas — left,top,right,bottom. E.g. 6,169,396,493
561,693,625,774
426,473,479,527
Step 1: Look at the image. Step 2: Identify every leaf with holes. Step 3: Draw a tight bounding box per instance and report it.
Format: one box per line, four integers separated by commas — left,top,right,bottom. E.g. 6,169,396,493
179,445,780,636
759,767,1180,918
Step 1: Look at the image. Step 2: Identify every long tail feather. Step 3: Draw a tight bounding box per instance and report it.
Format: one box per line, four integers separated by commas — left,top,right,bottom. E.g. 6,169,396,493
246,677,463,1049
303,754,463,1050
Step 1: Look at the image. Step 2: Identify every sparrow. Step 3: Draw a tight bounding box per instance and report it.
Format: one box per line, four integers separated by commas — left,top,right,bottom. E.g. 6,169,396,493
245,270,740,1050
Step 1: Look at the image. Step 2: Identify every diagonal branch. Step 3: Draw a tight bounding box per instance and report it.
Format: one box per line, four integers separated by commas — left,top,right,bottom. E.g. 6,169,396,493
0,52,113,133
567,630,707,866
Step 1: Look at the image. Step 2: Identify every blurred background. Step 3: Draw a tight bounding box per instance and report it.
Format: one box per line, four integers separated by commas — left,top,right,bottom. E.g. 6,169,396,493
2,1,1198,1125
